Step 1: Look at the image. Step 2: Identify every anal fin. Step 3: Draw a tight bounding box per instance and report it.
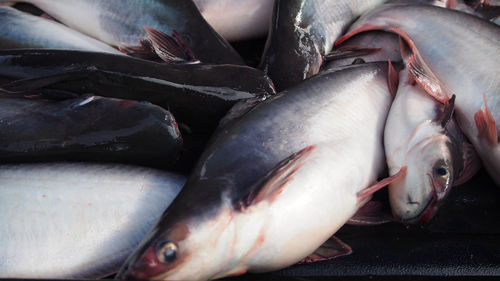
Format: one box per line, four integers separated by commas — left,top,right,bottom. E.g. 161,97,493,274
298,236,352,264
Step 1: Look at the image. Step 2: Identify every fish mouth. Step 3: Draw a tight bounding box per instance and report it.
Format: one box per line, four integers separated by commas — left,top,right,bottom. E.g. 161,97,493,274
398,174,443,225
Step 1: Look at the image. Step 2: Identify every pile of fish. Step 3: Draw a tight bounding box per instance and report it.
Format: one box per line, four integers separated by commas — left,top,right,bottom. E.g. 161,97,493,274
0,0,498,280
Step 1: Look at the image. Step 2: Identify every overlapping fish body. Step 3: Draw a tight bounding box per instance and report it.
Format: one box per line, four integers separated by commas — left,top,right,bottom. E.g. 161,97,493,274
0,94,182,167
0,0,244,64
0,6,120,53
117,62,395,280
0,163,186,278
260,0,386,91
338,4,500,185
0,50,275,133
385,70,479,224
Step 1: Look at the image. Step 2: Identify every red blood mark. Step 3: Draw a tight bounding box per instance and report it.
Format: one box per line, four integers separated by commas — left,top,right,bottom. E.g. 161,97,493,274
88,203,92,206
170,224,190,242
42,194,47,198
119,100,136,107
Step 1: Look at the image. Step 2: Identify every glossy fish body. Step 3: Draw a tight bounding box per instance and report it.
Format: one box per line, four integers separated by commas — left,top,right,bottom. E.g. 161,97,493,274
0,94,182,167
193,0,273,41
339,4,500,185
117,62,394,280
385,71,477,224
326,31,401,69
5,0,244,64
260,0,386,91
0,163,186,278
0,50,275,133
0,6,120,54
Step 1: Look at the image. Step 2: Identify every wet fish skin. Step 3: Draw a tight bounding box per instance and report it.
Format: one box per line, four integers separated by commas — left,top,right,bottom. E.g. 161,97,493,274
260,0,386,91
193,0,273,41
0,49,275,133
0,94,182,167
117,62,394,280
385,71,477,224
325,31,401,69
0,163,186,278
339,4,500,185
4,0,244,65
0,6,120,54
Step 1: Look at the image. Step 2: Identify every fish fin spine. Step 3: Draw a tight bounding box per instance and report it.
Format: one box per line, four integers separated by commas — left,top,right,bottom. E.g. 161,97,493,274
434,95,456,127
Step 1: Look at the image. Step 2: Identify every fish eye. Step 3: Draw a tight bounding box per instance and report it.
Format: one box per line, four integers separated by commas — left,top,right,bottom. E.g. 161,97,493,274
156,241,178,263
434,166,449,177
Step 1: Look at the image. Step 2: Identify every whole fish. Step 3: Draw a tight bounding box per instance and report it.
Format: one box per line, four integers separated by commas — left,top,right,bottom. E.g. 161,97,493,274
0,163,186,278
117,62,401,280
193,0,273,41
337,4,500,185
259,0,387,91
0,50,275,133
385,70,480,224
0,94,182,167
0,0,244,65
0,6,120,54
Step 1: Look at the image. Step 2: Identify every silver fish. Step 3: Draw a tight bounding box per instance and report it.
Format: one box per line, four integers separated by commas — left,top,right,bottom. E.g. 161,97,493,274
116,62,401,280
337,4,500,185
1,0,244,65
193,0,273,41
0,6,120,53
385,69,480,224
0,163,185,278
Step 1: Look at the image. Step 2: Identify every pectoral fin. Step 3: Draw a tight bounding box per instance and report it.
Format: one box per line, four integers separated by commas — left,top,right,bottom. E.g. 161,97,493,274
347,200,393,225
236,146,316,210
357,167,407,205
325,45,381,61
298,236,352,264
453,142,481,186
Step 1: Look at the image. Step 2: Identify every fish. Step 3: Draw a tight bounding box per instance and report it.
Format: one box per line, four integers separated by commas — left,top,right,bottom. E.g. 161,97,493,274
193,0,273,41
0,49,275,133
384,69,480,224
0,0,244,65
0,93,182,168
325,31,401,69
0,162,186,278
116,62,402,280
0,6,120,54
259,0,387,91
336,4,500,185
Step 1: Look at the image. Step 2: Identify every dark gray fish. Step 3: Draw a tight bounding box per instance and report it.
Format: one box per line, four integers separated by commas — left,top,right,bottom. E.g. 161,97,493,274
0,6,120,53
0,0,244,64
259,0,386,91
0,50,275,133
0,93,182,167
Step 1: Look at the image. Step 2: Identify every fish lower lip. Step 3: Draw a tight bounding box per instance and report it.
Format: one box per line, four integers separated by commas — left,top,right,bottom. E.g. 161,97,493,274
402,192,437,224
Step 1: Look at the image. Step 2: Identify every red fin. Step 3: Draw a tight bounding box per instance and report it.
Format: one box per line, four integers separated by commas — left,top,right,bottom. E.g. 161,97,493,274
347,200,394,226
298,236,352,264
447,0,458,9
454,142,481,186
334,24,379,47
239,146,316,209
474,93,498,146
393,30,450,104
143,27,198,63
325,45,381,61
434,95,456,127
357,167,407,205
388,60,399,98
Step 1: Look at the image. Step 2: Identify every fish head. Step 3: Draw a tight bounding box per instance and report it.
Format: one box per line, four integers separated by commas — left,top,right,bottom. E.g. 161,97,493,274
117,185,237,281
389,134,454,224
